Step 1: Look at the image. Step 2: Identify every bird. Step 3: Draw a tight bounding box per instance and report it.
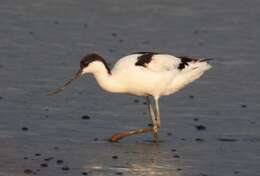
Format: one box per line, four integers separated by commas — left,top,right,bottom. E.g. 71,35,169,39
48,52,212,142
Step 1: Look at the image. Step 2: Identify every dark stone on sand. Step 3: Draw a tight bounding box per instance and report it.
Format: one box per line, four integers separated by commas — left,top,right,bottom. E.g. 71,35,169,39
29,31,34,35
195,138,205,142
115,172,123,175
24,169,33,174
167,132,173,136
147,123,153,127
22,127,29,131
177,168,182,171
0,96,2,100
171,149,177,152
112,33,117,37
35,153,41,156
193,118,199,121
133,99,139,103
112,155,118,159
189,95,195,99
44,157,54,161
93,137,99,141
241,104,247,108
62,166,70,171
119,39,124,43
234,171,240,174
82,172,88,175
173,154,180,158
56,160,64,164
143,101,147,105
181,138,186,141
197,174,208,176
24,157,28,160
217,138,238,142
195,125,207,131
40,163,48,167
81,115,90,120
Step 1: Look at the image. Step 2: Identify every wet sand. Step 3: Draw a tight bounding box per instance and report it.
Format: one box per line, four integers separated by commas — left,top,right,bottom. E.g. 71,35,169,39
0,0,260,175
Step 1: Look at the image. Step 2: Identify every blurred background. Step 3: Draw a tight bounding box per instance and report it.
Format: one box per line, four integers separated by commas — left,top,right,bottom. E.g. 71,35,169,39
0,0,259,176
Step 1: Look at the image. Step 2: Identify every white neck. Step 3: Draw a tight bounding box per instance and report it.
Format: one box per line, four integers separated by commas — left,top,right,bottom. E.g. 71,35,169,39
90,63,125,93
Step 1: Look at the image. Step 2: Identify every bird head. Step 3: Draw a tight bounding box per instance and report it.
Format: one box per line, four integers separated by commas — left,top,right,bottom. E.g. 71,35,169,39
47,53,110,96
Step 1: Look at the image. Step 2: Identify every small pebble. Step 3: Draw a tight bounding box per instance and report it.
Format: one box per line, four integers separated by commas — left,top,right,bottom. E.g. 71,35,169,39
24,157,28,160
167,132,172,136
83,24,88,28
195,138,204,142
133,99,139,103
195,125,207,131
24,169,33,174
56,160,64,164
82,172,88,175
22,127,29,131
234,171,240,174
177,168,182,171
54,21,59,24
171,149,177,152
53,146,59,150
217,138,238,142
173,154,180,158
93,137,99,141
35,153,41,156
189,95,194,99
112,33,117,37
112,155,118,159
81,115,90,120
241,104,247,108
62,166,70,171
193,118,199,121
115,172,123,175
29,31,34,35
147,123,153,127
40,163,48,167
143,101,147,105
119,39,124,43
197,174,208,176
0,96,3,100
44,157,54,162
181,138,186,141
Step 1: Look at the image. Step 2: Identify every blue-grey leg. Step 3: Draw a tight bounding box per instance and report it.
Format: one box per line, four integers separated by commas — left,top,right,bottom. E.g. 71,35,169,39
146,96,159,142
154,97,161,129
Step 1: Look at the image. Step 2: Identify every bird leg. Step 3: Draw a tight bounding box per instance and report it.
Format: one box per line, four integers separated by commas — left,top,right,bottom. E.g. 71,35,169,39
107,96,160,143
154,97,161,130
108,127,154,142
146,96,159,142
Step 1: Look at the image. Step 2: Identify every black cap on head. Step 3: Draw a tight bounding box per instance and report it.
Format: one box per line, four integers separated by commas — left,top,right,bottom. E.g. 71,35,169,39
80,53,111,74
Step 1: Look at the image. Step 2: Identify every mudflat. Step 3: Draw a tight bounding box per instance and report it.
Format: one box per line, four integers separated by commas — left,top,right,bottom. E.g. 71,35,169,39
0,1,259,175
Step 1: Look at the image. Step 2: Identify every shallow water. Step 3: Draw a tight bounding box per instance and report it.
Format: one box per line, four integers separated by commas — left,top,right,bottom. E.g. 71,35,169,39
0,0,260,175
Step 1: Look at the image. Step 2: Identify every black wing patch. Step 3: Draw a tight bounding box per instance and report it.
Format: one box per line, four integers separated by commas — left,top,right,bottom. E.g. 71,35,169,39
135,52,158,67
178,56,198,70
